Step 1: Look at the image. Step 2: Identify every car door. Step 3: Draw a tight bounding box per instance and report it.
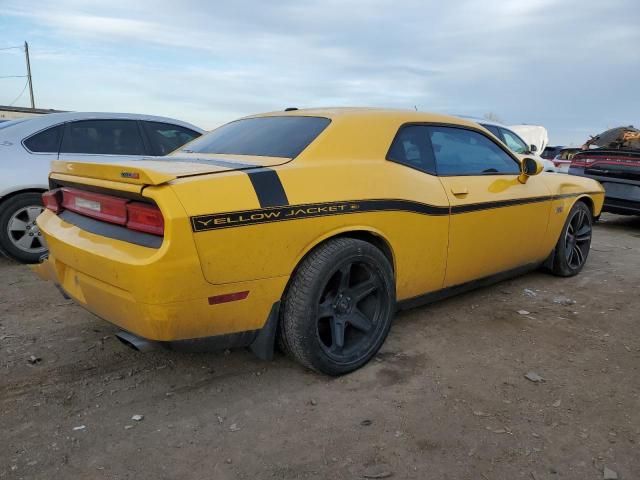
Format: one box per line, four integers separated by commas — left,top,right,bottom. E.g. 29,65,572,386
428,125,552,287
141,121,202,156
58,119,149,164
386,124,450,298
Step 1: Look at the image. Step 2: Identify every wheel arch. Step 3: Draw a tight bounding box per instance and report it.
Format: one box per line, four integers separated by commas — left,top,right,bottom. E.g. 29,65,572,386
280,226,397,308
0,187,47,207
292,226,396,276
574,195,595,217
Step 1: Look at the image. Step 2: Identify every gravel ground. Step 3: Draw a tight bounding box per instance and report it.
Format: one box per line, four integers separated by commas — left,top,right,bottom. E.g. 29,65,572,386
1,213,639,480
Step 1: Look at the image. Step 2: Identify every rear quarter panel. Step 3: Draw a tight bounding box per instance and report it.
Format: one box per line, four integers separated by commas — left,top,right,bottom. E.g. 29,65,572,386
541,174,604,248
170,159,451,301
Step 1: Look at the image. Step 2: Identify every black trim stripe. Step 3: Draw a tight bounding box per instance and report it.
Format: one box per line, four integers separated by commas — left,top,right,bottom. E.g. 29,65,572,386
191,192,601,233
451,195,550,214
246,168,289,207
141,158,290,208
59,211,162,248
191,199,447,232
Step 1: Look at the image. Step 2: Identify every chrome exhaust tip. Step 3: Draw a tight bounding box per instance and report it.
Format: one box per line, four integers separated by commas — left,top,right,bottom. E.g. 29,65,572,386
115,331,157,353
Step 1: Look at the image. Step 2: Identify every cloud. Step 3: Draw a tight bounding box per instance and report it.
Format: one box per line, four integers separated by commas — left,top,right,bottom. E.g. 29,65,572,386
1,0,638,143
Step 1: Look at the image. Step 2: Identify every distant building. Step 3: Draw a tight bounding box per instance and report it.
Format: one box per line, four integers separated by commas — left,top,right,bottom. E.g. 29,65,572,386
0,105,66,121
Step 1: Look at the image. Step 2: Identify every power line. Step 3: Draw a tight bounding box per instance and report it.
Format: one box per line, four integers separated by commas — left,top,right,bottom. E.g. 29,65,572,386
0,45,24,51
8,79,29,106
0,75,28,79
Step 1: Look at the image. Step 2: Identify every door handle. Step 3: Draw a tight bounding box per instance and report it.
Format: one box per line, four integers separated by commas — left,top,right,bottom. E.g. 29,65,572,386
450,186,469,196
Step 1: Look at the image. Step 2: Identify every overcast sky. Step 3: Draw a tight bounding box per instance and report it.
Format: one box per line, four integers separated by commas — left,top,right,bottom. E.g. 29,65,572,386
1,0,638,145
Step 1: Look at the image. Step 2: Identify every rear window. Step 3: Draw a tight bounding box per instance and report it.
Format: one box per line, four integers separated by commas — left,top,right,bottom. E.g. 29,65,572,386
183,116,330,158
24,125,62,153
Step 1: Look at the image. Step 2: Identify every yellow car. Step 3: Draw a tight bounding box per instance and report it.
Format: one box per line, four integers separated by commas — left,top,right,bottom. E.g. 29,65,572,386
35,108,604,375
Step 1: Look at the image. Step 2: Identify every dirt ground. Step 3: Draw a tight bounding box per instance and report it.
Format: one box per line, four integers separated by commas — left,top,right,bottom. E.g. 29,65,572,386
1,214,639,480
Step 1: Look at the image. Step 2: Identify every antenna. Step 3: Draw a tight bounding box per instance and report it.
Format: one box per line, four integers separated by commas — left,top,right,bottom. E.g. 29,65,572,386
24,42,35,108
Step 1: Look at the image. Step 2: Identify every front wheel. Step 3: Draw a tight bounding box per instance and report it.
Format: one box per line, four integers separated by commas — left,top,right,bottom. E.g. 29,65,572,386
0,192,47,263
280,238,396,376
550,201,593,277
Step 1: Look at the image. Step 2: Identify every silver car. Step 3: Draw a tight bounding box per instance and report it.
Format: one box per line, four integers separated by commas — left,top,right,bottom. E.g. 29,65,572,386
0,112,203,263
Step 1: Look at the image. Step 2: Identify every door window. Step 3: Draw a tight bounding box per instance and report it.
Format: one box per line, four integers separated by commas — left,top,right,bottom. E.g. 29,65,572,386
23,125,62,153
60,120,145,155
429,126,520,175
144,122,201,155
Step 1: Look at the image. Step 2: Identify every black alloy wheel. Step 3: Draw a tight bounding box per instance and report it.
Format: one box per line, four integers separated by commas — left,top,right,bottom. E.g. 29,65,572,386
280,238,395,376
316,260,386,362
564,206,592,270
550,201,593,276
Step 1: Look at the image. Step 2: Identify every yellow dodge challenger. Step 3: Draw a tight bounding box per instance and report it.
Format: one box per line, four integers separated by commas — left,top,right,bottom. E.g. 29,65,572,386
35,109,604,375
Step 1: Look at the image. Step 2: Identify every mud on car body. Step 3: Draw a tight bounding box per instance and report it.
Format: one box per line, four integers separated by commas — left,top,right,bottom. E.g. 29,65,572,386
35,109,604,375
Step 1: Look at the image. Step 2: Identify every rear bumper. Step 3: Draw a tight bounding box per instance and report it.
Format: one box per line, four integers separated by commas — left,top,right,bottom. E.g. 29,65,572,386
569,167,640,215
35,210,289,342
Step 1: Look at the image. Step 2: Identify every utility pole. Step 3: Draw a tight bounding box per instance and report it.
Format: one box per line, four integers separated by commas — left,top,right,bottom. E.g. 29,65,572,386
24,42,35,108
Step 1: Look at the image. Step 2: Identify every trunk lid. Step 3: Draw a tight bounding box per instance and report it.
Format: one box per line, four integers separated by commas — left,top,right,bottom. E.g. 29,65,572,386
575,150,640,181
51,153,288,186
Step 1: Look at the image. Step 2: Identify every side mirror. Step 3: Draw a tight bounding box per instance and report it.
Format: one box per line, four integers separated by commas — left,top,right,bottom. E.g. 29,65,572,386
518,157,543,183
530,144,538,152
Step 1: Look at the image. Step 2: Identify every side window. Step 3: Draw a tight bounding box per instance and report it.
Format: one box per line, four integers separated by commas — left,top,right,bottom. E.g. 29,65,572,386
387,125,436,174
429,126,520,176
23,125,62,153
499,128,529,155
144,122,201,156
482,124,502,139
60,120,145,155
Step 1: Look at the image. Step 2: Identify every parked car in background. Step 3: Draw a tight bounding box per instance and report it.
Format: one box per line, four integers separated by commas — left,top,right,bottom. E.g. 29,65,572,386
470,119,557,172
35,108,603,375
0,112,203,262
552,147,581,173
542,145,564,160
569,126,640,216
508,125,549,158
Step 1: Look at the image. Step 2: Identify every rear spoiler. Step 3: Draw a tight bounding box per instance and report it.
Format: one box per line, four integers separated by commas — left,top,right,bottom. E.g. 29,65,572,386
51,160,177,186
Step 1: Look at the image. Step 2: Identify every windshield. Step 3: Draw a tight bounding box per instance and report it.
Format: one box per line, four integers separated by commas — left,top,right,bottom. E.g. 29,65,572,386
182,116,331,158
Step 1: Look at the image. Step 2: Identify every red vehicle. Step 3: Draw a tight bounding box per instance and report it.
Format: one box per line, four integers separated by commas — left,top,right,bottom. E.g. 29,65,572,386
569,127,640,215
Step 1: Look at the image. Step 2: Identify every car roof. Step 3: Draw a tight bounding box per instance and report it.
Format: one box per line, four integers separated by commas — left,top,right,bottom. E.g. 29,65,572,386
454,115,505,128
248,107,484,130
0,112,204,138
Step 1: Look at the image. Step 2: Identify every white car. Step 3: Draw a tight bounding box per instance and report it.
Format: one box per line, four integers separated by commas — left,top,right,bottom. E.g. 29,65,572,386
459,117,557,173
0,112,203,263
508,124,549,158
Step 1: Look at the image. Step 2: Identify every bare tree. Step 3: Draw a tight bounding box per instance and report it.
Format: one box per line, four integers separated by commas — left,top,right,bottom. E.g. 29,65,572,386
483,112,503,124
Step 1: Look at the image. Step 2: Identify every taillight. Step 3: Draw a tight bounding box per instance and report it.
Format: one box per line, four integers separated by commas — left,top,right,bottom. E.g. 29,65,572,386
44,187,164,237
42,189,62,213
570,156,595,168
126,202,164,236
61,188,128,225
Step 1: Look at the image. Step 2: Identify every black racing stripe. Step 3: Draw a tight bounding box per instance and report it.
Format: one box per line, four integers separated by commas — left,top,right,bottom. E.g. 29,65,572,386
451,195,551,214
190,192,593,232
246,168,289,207
139,157,258,169
191,199,448,232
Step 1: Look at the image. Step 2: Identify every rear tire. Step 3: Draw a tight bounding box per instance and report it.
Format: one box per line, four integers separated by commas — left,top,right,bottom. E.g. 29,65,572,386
0,192,47,264
280,238,395,376
550,201,593,277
